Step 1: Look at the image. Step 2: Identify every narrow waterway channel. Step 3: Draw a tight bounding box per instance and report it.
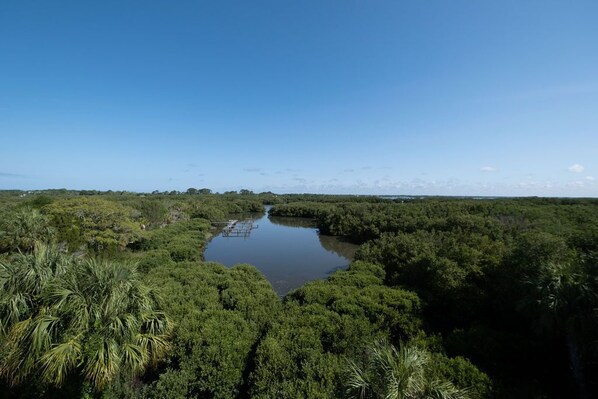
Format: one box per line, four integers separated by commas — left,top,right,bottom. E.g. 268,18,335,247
204,207,358,295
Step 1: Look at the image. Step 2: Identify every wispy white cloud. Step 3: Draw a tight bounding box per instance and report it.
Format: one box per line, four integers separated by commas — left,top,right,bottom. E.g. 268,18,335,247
567,180,587,188
243,167,263,173
481,166,497,172
586,176,595,181
0,172,29,178
258,175,598,196
568,163,585,173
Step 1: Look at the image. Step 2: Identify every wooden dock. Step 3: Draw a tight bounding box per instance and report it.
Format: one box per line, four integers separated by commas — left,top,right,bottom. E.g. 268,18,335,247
221,218,258,237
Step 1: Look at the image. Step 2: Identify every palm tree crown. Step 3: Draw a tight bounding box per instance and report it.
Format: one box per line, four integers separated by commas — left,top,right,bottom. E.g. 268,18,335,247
0,244,172,389
0,208,54,253
346,339,471,399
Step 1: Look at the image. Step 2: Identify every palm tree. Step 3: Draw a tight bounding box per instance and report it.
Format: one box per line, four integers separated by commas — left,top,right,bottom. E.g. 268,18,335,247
0,243,68,335
0,246,172,390
520,261,597,399
345,339,471,399
0,207,54,252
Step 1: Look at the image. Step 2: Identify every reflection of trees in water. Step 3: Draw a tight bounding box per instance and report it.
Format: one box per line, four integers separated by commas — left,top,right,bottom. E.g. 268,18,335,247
268,216,358,259
268,216,316,228
229,210,265,220
318,234,358,259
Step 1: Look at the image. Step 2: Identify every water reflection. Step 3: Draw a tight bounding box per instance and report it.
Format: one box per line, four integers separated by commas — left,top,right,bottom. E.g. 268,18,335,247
269,214,358,259
268,215,317,228
204,208,358,295
318,234,358,259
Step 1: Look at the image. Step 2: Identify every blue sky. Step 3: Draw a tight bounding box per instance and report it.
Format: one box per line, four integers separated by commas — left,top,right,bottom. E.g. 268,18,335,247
1,1,597,196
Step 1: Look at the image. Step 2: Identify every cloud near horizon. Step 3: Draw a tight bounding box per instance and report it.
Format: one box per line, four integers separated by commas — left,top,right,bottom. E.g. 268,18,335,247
0,172,28,178
568,164,585,173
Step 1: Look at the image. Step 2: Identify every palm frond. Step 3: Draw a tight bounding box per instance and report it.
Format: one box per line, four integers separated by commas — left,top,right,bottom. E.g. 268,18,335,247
345,359,370,399
83,338,122,389
345,339,471,399
121,342,147,375
424,380,471,399
0,252,171,389
136,333,171,364
28,314,61,356
39,336,82,386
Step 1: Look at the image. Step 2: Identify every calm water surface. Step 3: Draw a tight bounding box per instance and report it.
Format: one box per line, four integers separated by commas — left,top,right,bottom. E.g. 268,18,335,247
204,207,358,295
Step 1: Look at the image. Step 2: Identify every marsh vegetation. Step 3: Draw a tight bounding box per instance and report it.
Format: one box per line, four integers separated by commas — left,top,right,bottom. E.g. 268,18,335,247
0,190,596,398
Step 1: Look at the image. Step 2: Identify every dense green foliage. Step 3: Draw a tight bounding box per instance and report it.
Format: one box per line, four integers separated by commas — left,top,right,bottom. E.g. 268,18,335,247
0,245,171,396
248,261,424,398
44,197,144,253
1,190,595,398
0,207,54,252
272,197,598,398
132,262,281,399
